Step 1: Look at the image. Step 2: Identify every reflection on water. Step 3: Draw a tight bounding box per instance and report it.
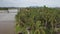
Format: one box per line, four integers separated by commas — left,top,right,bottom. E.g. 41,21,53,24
0,9,18,21
0,13,17,21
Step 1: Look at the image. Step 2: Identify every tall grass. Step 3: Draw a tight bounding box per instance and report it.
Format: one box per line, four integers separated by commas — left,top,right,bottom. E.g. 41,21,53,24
16,6,60,34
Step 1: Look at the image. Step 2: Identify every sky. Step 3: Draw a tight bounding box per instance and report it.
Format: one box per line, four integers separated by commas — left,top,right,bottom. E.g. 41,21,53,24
0,0,60,7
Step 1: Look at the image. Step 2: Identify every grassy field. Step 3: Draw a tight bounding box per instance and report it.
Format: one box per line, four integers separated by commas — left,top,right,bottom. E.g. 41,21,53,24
16,6,60,34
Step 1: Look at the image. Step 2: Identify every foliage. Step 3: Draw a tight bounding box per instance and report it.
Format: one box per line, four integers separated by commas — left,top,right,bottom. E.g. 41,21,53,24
0,8,8,10
16,6,60,34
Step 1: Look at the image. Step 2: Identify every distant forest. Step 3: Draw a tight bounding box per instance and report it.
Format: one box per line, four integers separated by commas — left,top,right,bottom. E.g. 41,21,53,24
0,7,19,10
0,8,8,10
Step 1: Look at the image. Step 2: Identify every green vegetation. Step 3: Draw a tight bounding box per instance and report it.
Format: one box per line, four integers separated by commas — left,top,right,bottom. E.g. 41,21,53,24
16,6,60,34
0,8,8,10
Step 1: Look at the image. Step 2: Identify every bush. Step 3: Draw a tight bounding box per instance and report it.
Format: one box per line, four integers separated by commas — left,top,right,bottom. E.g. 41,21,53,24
16,7,60,34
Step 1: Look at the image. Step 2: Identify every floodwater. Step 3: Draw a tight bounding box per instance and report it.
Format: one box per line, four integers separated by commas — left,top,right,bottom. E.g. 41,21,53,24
0,21,15,34
0,10,17,34
0,13,17,21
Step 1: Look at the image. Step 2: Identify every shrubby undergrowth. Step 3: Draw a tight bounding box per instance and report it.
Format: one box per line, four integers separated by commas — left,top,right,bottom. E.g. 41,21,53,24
16,6,60,34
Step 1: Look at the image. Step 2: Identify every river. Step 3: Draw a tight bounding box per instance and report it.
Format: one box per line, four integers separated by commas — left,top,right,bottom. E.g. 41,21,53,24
0,9,18,34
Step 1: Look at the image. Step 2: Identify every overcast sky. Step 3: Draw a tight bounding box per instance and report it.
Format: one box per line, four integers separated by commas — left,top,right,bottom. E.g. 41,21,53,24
0,0,60,7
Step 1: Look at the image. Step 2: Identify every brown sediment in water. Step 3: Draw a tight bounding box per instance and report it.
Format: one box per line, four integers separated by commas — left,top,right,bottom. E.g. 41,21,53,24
0,21,15,34
0,10,17,34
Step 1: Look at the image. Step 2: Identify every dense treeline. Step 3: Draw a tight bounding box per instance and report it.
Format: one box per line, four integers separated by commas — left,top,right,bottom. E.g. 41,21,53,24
0,8,8,10
16,6,60,34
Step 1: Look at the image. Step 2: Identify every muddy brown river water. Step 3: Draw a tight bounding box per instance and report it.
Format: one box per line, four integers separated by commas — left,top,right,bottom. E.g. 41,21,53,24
0,21,15,34
0,12,17,34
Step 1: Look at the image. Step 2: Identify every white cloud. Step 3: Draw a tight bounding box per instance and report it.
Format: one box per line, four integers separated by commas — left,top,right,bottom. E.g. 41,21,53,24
0,0,60,7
